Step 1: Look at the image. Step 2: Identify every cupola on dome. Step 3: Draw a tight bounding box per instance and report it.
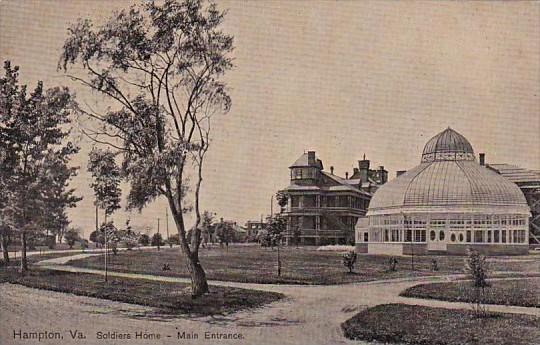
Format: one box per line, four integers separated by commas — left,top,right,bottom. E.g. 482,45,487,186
421,127,475,163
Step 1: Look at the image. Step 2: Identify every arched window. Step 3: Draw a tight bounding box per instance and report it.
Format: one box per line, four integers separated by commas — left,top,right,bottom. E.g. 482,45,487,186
430,230,436,241
459,233,464,242
451,234,456,242
439,231,445,241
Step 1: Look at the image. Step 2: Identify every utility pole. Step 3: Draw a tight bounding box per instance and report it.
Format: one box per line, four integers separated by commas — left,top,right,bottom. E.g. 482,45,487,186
270,194,273,218
95,205,98,246
104,210,108,283
157,218,160,251
166,208,171,248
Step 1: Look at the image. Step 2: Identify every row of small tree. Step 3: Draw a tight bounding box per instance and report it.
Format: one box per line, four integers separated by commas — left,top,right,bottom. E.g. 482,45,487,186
0,61,81,271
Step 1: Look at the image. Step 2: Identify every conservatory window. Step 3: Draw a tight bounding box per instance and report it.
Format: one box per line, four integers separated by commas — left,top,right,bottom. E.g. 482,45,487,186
474,230,483,243
415,230,426,242
405,230,412,242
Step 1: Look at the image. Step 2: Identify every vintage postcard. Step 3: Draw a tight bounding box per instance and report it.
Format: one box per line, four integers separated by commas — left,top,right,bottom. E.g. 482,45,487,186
1,1,539,344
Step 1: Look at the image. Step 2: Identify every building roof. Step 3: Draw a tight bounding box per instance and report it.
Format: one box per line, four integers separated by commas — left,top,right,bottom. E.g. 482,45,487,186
421,127,476,163
368,128,529,215
321,171,371,196
423,127,474,156
284,172,371,196
487,164,540,186
289,152,323,169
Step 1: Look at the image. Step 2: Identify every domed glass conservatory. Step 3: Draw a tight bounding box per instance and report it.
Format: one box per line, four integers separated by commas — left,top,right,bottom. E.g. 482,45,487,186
356,128,530,255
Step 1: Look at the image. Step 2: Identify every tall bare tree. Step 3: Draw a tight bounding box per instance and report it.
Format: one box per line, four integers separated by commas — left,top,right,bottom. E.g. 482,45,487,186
59,0,233,296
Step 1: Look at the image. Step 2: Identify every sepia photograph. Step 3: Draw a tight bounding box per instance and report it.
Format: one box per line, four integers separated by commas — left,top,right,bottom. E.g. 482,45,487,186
1,1,539,344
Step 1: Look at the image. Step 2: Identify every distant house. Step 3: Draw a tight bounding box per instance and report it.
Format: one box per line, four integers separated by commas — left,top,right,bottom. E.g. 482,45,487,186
245,220,266,240
280,151,387,245
214,219,247,243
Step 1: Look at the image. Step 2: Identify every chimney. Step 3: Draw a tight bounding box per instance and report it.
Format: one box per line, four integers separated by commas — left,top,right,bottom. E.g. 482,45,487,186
378,166,388,184
345,172,349,179
330,166,334,174
353,167,359,175
397,170,406,177
307,151,316,165
479,153,485,166
358,156,370,183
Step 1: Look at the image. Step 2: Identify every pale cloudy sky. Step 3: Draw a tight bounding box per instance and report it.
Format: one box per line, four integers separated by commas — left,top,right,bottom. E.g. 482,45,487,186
1,0,539,238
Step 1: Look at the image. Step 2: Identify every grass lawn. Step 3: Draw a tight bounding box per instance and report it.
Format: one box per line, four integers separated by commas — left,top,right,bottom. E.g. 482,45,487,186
68,246,538,285
68,246,461,284
400,278,540,308
342,303,540,345
0,267,283,316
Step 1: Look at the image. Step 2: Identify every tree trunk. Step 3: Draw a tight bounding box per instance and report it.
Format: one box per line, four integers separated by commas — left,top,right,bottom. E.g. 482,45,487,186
187,254,209,298
1,233,9,263
20,231,28,273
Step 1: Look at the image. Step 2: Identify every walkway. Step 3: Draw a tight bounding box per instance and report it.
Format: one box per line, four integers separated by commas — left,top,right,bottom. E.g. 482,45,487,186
1,253,538,345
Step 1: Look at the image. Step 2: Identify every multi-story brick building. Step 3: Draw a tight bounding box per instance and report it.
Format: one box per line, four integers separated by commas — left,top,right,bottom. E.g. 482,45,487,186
280,151,387,245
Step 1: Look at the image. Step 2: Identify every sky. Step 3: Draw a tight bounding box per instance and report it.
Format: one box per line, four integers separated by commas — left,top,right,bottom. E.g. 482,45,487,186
1,0,539,238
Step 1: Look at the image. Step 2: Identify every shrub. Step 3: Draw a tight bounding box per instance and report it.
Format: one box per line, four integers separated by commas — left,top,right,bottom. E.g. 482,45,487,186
138,234,150,246
343,251,357,273
151,233,164,247
388,257,398,272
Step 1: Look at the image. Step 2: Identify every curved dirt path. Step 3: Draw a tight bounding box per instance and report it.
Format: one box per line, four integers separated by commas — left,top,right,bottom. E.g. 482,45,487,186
1,254,538,345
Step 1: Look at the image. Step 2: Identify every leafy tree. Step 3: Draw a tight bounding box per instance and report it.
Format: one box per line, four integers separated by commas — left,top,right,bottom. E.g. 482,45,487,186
151,233,164,248
0,61,80,272
89,230,105,247
64,227,80,249
200,210,214,247
87,148,122,217
100,221,120,255
138,233,150,246
465,249,490,317
168,234,180,245
60,0,233,297
80,239,89,251
275,191,289,213
118,220,139,250
266,214,287,276
215,219,232,248
342,251,357,274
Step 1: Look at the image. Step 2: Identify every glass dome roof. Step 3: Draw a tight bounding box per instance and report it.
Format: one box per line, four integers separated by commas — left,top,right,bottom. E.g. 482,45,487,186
421,127,475,163
368,128,529,214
